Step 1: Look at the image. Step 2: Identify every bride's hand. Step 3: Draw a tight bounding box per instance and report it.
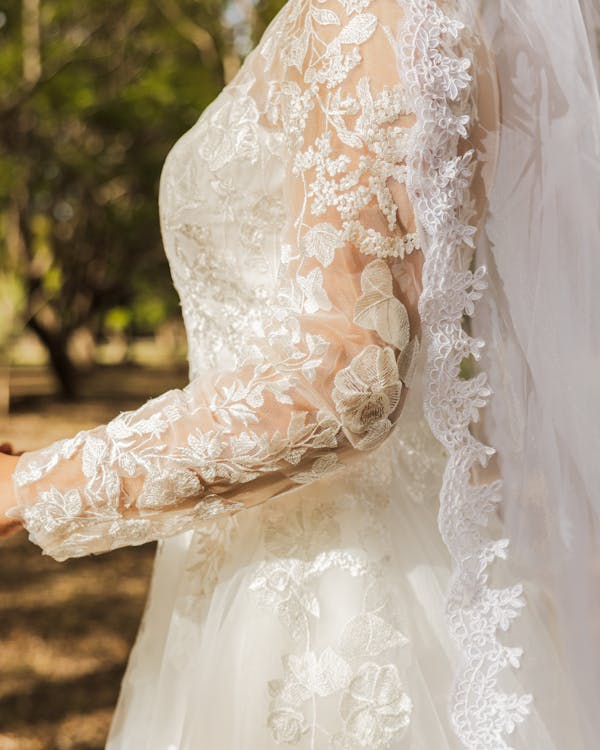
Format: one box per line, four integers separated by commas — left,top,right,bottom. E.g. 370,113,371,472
0,448,23,538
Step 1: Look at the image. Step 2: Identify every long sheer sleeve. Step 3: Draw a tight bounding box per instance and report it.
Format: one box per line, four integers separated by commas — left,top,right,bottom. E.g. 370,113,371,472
6,0,425,561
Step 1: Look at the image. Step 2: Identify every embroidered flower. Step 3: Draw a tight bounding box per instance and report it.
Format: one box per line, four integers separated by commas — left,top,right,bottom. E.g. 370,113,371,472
268,705,309,743
332,346,402,449
18,487,84,534
286,648,354,698
249,558,319,617
338,662,412,747
139,468,203,508
263,499,341,559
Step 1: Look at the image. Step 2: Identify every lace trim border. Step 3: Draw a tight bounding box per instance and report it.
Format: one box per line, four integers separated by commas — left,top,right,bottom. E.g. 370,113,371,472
397,1,532,747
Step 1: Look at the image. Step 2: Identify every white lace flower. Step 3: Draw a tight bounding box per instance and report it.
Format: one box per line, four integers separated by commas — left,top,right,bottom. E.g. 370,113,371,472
286,647,353,697
21,487,84,534
268,706,309,744
249,558,318,614
332,345,401,449
139,468,203,508
263,500,340,559
339,662,412,747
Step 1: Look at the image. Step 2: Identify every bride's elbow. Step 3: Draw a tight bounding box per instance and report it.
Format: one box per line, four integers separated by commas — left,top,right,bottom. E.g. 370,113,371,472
332,342,411,453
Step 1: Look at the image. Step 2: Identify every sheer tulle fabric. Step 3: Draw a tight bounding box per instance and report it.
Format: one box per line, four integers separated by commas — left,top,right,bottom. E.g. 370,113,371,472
103,378,571,750
474,0,600,746
105,379,464,750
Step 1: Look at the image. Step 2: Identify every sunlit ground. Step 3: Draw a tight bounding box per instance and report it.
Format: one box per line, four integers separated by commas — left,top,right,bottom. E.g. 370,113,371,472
0,364,187,749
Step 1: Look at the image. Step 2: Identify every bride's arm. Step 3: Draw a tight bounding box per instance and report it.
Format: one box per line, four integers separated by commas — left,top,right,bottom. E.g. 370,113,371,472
0,452,21,537
4,0,424,561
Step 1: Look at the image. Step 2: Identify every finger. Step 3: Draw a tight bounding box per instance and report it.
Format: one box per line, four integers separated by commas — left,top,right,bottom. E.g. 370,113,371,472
0,443,24,456
0,520,23,538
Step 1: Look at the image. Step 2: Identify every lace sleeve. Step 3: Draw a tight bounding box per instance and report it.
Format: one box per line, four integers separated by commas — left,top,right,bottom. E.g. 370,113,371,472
6,0,424,561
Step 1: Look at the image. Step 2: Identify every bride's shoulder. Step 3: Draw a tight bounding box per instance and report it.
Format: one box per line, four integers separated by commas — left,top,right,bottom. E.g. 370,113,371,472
246,0,408,93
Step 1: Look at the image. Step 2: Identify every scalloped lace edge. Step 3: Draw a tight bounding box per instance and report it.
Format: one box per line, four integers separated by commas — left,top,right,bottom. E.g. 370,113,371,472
397,1,532,748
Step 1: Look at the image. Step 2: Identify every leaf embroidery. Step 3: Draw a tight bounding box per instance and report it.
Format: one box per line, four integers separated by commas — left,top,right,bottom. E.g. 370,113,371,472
297,267,332,313
339,613,409,660
301,222,344,267
311,6,340,26
338,13,377,45
397,335,420,387
353,259,410,350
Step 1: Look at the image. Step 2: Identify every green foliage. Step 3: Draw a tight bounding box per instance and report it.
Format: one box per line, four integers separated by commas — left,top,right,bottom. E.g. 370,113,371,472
0,0,284,374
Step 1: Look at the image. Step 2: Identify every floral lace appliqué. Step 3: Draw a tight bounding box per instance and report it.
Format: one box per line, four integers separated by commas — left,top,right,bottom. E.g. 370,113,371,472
398,1,531,747
250,486,412,748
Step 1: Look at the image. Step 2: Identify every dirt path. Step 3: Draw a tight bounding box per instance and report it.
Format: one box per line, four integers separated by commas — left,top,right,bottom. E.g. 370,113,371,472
0,365,188,749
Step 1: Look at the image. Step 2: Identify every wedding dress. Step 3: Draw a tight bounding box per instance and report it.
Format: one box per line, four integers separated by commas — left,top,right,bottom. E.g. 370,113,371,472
6,0,600,748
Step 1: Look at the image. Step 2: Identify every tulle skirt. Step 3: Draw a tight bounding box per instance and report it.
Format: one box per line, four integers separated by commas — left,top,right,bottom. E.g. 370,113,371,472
103,385,582,750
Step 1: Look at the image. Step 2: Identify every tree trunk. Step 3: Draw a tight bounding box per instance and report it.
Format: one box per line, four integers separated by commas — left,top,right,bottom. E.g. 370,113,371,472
22,0,41,85
27,317,79,400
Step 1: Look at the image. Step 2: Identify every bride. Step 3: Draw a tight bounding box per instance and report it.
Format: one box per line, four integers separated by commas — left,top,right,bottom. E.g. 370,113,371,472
1,0,599,747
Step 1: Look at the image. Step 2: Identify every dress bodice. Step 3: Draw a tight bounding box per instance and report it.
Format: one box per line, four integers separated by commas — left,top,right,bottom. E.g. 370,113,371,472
157,0,424,380
158,57,288,378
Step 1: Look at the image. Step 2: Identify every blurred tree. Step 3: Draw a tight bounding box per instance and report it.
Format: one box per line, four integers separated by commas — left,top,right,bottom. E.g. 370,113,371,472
0,0,283,398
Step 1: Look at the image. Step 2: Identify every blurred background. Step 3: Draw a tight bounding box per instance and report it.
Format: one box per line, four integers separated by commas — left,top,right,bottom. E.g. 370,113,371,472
0,0,283,747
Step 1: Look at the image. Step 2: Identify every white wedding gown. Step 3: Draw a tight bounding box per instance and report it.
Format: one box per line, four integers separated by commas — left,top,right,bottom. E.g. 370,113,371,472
6,0,588,747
